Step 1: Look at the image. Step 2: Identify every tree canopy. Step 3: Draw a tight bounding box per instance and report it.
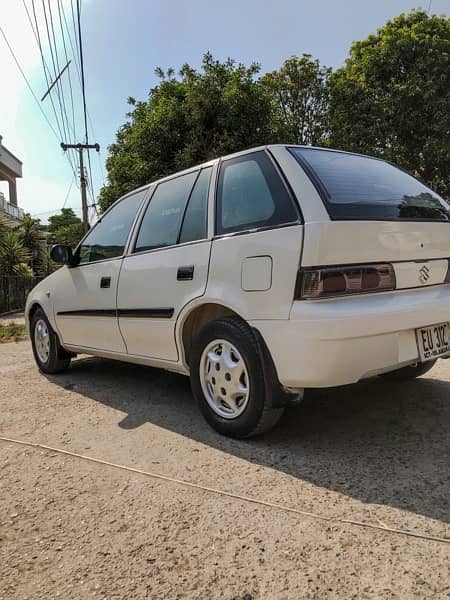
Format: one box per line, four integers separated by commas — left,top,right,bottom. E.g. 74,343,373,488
329,10,450,197
99,53,274,211
99,11,449,212
47,208,84,248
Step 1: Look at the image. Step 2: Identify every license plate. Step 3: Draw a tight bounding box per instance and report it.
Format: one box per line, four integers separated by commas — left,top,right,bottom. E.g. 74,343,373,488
416,322,450,362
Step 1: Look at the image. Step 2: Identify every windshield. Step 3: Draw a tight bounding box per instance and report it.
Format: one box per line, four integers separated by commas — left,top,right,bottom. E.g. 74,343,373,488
289,147,450,221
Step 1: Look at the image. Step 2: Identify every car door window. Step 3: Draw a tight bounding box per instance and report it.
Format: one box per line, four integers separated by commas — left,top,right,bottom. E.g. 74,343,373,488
78,189,146,264
179,167,212,244
134,171,198,252
216,151,298,235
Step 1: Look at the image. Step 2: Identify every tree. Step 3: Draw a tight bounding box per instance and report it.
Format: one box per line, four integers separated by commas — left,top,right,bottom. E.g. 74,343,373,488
261,54,331,145
47,208,84,248
17,214,45,274
0,229,32,276
329,11,450,197
99,53,274,211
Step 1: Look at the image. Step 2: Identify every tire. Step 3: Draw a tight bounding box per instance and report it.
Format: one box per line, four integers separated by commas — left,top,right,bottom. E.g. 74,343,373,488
380,359,437,382
190,316,284,438
30,308,71,374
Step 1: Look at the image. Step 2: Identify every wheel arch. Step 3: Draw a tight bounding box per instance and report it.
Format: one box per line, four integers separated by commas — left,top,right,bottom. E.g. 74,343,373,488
178,301,246,367
26,301,43,332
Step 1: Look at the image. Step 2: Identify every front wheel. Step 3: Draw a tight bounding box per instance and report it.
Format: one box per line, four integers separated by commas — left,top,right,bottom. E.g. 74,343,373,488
190,317,284,438
31,308,71,374
380,359,437,382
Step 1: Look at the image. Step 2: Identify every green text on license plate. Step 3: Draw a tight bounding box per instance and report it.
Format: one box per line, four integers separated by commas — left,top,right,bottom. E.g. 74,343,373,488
416,322,450,362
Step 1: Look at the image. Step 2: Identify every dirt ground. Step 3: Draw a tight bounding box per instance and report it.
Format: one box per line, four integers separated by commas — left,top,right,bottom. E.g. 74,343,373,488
1,340,449,599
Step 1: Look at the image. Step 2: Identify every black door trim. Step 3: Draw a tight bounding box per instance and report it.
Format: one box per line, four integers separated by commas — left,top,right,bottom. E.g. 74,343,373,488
57,308,174,319
57,309,117,317
118,308,174,318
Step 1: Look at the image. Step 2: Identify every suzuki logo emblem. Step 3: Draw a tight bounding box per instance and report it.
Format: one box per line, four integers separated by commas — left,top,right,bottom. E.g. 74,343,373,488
419,265,430,284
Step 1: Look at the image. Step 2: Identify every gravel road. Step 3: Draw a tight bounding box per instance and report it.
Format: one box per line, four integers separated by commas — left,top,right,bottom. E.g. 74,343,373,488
1,340,449,599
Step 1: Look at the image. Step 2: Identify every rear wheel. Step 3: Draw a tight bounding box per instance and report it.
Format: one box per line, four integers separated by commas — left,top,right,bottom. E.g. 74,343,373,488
380,359,436,382
31,308,71,374
190,317,284,438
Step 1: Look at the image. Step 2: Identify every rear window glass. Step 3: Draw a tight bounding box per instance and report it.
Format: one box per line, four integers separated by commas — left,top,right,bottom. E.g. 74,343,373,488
289,147,450,221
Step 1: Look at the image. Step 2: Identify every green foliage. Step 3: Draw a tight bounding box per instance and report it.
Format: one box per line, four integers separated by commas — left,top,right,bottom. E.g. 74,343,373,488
99,53,274,211
99,12,449,212
0,321,27,343
0,229,32,276
261,54,331,145
47,208,84,248
16,214,46,274
329,10,450,197
39,247,57,276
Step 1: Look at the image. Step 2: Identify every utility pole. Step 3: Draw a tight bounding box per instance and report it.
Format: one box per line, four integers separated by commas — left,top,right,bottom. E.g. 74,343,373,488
61,142,99,232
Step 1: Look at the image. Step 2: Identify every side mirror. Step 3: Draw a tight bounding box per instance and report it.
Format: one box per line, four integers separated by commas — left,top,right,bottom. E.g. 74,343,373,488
50,244,73,265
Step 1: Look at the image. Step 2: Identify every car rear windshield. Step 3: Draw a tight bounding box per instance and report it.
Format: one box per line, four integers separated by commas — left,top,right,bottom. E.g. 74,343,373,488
289,147,450,221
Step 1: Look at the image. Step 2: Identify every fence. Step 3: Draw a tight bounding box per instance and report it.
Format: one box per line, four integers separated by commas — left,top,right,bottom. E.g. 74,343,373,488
0,276,44,314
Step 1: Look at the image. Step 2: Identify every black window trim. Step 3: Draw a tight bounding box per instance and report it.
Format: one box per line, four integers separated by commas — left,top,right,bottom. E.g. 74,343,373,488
72,185,151,268
176,166,212,245
214,148,301,239
287,146,450,223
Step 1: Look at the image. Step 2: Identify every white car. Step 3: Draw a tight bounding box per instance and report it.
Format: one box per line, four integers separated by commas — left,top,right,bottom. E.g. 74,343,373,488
27,145,450,438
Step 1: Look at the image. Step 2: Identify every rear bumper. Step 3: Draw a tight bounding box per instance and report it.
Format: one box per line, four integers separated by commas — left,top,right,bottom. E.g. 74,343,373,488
251,285,450,388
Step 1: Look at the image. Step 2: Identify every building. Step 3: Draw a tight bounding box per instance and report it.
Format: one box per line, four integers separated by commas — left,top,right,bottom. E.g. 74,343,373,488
0,135,24,226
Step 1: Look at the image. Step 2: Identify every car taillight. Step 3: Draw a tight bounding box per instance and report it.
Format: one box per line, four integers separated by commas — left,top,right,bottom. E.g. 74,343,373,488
296,263,396,300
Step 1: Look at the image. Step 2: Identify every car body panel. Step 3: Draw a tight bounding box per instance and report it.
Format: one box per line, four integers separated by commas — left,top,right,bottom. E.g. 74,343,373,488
25,144,450,391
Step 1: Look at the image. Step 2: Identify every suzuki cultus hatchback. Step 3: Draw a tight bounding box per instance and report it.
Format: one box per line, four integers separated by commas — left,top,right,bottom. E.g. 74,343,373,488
27,145,450,438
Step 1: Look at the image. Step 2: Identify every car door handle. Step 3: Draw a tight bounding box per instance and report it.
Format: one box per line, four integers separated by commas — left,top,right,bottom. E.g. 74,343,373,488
100,276,111,288
177,265,194,281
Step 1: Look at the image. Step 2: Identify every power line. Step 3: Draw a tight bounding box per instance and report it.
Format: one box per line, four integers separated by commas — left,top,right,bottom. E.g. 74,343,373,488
0,23,77,183
70,0,81,74
57,0,76,142
24,0,64,143
27,0,79,182
57,0,106,190
47,0,74,142
40,0,77,173
76,0,89,144
75,0,98,213
62,174,76,209
41,0,69,144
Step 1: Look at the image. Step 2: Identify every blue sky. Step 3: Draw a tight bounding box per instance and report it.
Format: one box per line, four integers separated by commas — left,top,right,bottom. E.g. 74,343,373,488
1,0,449,222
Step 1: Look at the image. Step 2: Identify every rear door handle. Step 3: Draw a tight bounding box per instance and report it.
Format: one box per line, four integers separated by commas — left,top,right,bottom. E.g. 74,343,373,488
100,276,111,288
177,265,194,281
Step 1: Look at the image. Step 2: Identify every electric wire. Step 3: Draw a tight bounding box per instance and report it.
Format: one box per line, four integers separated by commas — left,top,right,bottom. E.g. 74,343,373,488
76,0,89,144
41,0,77,174
57,0,77,143
25,1,66,145
62,174,76,210
24,0,64,145
59,0,104,188
75,0,98,205
41,0,69,146
28,0,79,183
1,435,449,546
0,23,77,181
47,0,75,142
40,0,78,174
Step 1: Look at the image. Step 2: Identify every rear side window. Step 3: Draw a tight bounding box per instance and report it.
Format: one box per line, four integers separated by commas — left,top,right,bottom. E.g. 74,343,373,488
216,151,298,235
289,147,450,221
134,171,197,252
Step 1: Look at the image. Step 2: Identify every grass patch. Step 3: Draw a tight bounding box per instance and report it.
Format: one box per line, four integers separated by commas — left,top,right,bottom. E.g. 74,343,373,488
0,322,27,343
